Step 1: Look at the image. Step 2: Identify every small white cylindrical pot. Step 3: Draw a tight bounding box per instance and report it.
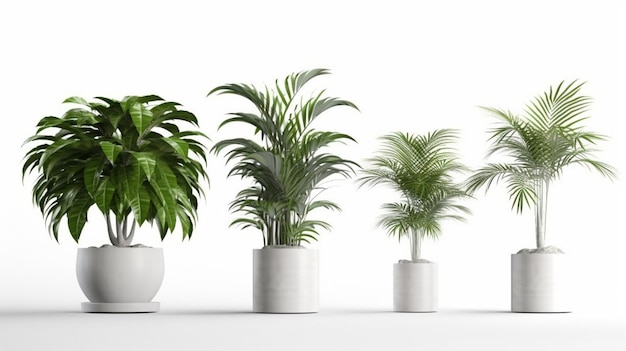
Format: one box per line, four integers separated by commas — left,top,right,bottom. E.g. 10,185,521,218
393,262,438,312
253,247,319,313
76,247,164,313
511,253,571,313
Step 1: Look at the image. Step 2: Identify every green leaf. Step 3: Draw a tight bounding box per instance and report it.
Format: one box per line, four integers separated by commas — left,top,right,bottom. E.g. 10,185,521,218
151,101,180,119
136,95,163,104
84,157,105,196
163,138,189,160
100,141,123,164
63,96,89,106
149,164,178,232
115,161,141,196
159,110,199,126
95,178,115,213
67,192,93,242
107,110,124,130
130,186,151,225
35,116,65,130
156,206,168,239
132,152,156,181
129,101,153,134
40,139,76,172
62,108,98,125
177,207,192,240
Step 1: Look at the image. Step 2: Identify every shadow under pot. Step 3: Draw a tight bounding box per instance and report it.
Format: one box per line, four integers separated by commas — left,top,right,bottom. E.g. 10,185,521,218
76,246,164,313
511,253,572,313
253,246,319,313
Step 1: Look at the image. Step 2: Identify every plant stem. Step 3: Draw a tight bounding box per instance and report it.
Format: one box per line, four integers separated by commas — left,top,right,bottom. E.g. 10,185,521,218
535,179,549,248
107,215,133,247
115,219,123,246
267,214,274,246
106,213,117,246
409,229,422,262
125,221,136,245
122,216,128,240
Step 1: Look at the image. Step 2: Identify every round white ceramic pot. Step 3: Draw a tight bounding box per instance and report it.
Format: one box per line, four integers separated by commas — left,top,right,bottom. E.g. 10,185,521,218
253,247,319,313
76,247,164,313
511,253,571,313
393,262,438,312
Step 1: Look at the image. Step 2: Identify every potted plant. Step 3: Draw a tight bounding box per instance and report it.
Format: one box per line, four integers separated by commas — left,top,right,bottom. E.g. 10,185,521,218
210,69,359,313
22,95,208,312
466,81,616,312
358,130,470,312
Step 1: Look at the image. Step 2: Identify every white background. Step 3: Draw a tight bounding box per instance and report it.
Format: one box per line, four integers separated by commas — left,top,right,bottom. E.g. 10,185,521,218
0,0,624,349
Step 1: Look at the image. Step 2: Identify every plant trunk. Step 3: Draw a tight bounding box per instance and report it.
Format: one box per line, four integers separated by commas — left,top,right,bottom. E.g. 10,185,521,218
106,213,116,245
106,213,135,247
409,229,422,262
534,179,549,249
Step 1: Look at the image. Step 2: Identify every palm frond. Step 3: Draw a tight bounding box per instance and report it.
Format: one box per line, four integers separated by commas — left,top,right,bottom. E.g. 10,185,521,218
471,80,615,209
211,69,358,246
360,129,470,246
470,80,615,248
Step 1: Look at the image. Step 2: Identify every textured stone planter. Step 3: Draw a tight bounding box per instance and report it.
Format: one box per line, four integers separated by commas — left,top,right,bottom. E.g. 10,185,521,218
511,253,571,313
393,262,438,312
253,247,319,313
76,247,164,313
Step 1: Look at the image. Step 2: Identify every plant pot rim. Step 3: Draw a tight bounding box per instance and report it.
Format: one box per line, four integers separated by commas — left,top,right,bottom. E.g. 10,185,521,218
511,252,567,256
395,260,436,264
79,246,162,250
258,245,313,250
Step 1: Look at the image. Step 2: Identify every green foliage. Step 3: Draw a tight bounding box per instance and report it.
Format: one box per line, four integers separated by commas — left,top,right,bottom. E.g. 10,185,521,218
359,130,470,243
466,81,616,248
22,95,209,246
210,69,358,246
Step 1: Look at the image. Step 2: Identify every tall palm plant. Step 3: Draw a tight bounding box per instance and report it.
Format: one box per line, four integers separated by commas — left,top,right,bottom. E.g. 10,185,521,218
466,81,616,250
359,130,470,262
210,69,359,247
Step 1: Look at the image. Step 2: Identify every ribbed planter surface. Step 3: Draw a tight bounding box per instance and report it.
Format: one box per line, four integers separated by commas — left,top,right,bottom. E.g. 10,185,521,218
511,253,571,313
253,247,319,313
393,262,438,312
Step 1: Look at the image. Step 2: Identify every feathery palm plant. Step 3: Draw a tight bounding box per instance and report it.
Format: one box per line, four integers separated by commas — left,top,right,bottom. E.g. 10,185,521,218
359,130,470,262
466,81,616,250
22,95,208,246
210,69,359,247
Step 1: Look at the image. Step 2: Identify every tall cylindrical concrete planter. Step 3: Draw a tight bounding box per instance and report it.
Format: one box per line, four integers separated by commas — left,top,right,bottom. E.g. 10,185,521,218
511,253,571,313
76,247,165,313
393,262,438,312
253,247,319,313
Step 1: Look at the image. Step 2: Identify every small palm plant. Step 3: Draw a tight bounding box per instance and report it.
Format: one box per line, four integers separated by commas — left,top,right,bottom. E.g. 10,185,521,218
210,69,358,247
22,95,208,246
466,81,616,251
359,130,470,262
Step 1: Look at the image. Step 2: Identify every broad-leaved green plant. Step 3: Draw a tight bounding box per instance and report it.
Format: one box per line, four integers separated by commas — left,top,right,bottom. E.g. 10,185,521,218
22,95,209,246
